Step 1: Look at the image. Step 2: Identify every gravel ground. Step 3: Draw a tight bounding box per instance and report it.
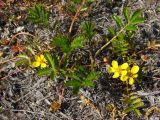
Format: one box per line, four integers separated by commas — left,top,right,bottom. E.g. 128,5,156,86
0,0,160,120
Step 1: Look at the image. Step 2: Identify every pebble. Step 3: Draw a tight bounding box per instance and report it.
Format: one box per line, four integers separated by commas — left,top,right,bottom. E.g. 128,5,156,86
14,26,24,33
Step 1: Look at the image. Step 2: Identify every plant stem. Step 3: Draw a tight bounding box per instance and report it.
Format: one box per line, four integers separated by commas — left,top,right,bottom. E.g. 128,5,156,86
95,22,132,57
69,0,86,33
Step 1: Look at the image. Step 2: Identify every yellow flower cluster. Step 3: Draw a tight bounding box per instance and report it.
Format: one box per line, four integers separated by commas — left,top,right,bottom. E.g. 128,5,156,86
108,60,139,85
32,54,47,69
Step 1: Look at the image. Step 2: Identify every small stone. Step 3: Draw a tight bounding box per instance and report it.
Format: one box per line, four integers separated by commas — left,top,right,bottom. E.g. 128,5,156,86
15,26,24,33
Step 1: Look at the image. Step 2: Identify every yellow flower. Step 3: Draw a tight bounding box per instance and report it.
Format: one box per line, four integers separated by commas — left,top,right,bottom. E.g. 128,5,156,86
108,60,129,78
32,54,47,69
120,65,139,85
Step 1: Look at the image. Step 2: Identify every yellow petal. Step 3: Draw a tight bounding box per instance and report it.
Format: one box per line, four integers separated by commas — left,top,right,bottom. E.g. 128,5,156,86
43,57,47,62
120,75,128,81
121,70,127,76
112,72,119,78
32,61,40,67
35,55,41,62
108,67,115,73
133,74,138,78
120,63,129,69
40,63,47,68
40,54,47,62
40,54,44,59
131,66,139,74
129,77,134,85
112,60,118,69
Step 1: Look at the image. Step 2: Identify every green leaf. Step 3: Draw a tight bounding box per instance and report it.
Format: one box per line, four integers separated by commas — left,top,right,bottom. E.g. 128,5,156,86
132,102,144,109
81,21,95,39
82,79,94,87
130,98,142,105
27,46,35,55
71,36,84,51
73,0,81,4
113,15,123,28
52,54,59,68
134,109,142,116
80,7,88,12
131,17,145,24
27,4,49,26
73,86,80,94
16,59,29,67
52,34,70,53
125,25,137,31
108,27,116,36
17,54,30,60
86,72,98,81
123,7,130,23
36,68,52,76
44,52,56,71
82,72,99,87
65,79,81,94
50,71,56,80
117,32,124,40
131,9,141,21
65,80,81,87
124,106,135,113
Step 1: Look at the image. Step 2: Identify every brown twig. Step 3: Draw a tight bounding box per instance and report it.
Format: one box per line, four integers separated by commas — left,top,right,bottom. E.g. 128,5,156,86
69,0,86,33
10,32,35,44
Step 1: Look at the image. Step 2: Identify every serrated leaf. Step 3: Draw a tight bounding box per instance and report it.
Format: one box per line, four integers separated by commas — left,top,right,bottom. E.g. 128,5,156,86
113,15,123,28
108,27,116,36
82,79,94,87
117,32,124,40
86,72,98,81
131,17,145,24
125,25,137,31
82,72,98,87
81,21,95,39
65,80,81,87
123,7,130,23
28,4,49,26
52,34,70,53
36,68,52,76
131,9,141,21
71,36,84,51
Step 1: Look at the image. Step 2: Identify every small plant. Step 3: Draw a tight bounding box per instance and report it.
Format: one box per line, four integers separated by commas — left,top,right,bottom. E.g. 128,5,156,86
16,46,35,68
52,34,85,54
36,34,86,81
65,66,99,94
122,92,144,116
28,4,49,26
96,7,145,56
81,21,95,40
108,60,139,85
